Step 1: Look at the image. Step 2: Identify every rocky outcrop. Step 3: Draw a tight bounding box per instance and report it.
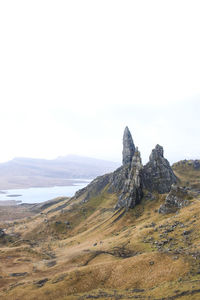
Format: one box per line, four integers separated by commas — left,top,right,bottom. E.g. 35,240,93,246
122,126,135,165
108,165,130,194
74,173,111,203
143,145,177,193
173,159,200,170
0,229,5,237
73,127,176,211
115,148,143,209
159,185,190,214
193,160,200,169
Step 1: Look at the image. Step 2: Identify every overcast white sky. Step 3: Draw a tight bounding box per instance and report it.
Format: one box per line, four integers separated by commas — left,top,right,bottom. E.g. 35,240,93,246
0,1,200,164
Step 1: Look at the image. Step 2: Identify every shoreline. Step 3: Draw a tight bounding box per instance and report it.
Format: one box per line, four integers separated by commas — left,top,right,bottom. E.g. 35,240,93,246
0,178,92,191
0,180,91,206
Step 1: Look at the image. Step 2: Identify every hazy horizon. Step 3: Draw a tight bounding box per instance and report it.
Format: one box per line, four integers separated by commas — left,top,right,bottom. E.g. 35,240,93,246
0,1,199,164
4,154,121,164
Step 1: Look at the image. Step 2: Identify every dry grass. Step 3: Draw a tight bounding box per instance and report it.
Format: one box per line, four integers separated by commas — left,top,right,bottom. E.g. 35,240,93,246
173,160,200,189
0,180,200,299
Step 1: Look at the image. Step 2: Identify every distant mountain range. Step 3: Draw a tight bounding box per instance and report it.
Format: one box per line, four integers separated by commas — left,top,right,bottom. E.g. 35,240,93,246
0,155,120,189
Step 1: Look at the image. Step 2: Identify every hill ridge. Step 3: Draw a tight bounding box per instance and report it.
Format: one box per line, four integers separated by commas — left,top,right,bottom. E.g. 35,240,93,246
0,155,119,189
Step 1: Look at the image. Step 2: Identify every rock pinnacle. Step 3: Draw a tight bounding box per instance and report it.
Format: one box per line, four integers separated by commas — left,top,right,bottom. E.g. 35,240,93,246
122,126,135,165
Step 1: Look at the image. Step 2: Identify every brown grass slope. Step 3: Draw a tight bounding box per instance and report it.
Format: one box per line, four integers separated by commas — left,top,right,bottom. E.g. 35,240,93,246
172,160,200,190
0,167,200,299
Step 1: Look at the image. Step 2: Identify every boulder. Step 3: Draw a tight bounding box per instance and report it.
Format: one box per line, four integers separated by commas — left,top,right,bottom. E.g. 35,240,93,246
9,272,28,277
159,185,190,214
0,229,5,237
193,160,200,169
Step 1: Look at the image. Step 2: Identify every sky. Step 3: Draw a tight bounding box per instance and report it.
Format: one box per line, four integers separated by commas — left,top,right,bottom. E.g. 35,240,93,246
0,0,200,164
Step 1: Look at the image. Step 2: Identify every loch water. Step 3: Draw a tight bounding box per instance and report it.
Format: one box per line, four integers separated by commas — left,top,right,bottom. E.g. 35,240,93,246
0,180,91,204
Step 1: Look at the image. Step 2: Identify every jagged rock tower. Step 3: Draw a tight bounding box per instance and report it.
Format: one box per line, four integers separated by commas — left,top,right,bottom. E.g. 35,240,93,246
122,126,135,165
74,126,177,211
114,127,176,209
116,147,143,209
114,128,143,209
143,144,177,193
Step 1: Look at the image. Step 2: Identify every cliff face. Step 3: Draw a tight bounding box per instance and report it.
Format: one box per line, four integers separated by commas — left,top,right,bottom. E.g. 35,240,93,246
143,144,177,193
115,148,143,209
114,128,176,209
74,126,177,210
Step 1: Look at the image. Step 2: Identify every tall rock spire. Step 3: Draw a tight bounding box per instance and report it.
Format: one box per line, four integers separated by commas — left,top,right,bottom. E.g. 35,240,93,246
115,147,143,209
122,126,135,165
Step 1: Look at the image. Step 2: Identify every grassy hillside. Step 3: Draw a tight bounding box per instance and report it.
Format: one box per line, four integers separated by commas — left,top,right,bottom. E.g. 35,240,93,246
0,161,200,299
173,160,200,190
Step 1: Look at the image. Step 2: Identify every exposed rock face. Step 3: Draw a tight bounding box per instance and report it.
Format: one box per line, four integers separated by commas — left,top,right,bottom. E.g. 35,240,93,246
143,145,177,193
173,159,200,170
159,185,190,214
108,165,130,194
0,229,5,237
73,127,176,211
122,126,135,165
193,160,200,169
115,148,143,209
74,173,111,203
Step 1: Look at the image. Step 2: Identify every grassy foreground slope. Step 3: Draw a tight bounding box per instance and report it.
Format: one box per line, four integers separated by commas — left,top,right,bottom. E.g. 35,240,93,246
0,163,200,299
